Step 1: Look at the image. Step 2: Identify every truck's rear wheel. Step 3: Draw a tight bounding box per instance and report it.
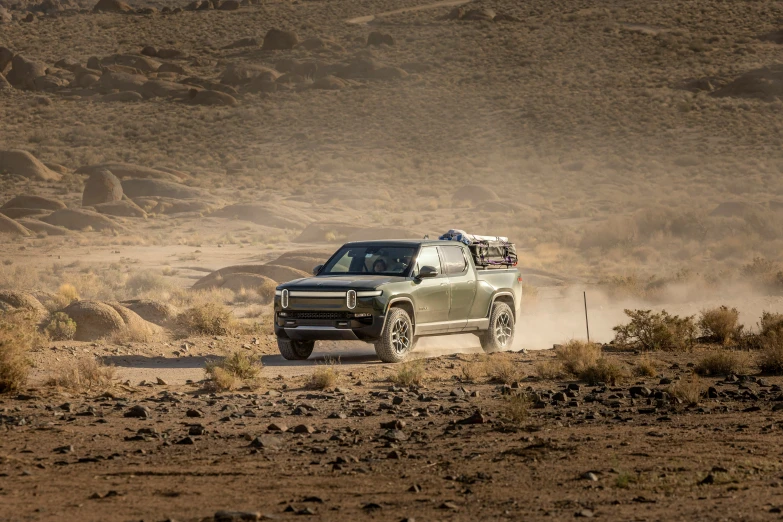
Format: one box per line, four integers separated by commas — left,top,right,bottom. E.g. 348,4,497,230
374,307,416,363
479,302,515,353
277,338,315,360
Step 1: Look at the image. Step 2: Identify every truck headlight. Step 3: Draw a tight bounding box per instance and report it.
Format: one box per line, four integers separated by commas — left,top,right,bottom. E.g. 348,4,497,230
281,289,289,309
347,290,356,309
356,290,382,297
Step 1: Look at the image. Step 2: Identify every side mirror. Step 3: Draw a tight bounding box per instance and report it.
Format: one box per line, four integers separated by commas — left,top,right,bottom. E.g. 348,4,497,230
312,264,324,276
416,265,438,279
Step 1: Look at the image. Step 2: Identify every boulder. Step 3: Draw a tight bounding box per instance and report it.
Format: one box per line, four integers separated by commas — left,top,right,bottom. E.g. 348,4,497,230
220,63,279,85
33,75,67,91
0,208,50,219
452,184,499,205
6,55,47,90
367,32,394,47
106,302,161,339
96,71,147,94
120,299,178,327
193,264,309,288
54,57,81,71
2,195,65,211
139,80,190,99
16,218,73,236
189,89,238,106
218,0,239,9
41,208,124,231
121,179,206,199
0,214,31,237
210,203,309,228
92,0,132,12
132,56,161,73
0,150,61,181
0,47,14,75
0,291,47,318
92,199,147,218
262,29,299,51
82,169,123,206
710,65,783,101
99,91,143,102
61,301,125,341
76,163,183,181
132,197,214,214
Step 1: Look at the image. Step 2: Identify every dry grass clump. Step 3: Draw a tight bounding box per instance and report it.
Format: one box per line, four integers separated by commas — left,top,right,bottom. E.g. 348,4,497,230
46,358,116,391
176,302,235,336
502,393,530,424
309,357,340,390
613,309,696,352
390,359,425,387
204,351,262,391
49,283,80,311
126,270,173,296
695,350,750,376
460,361,485,383
0,311,40,393
632,355,657,378
668,375,704,406
44,312,77,341
580,358,627,385
535,360,564,380
485,353,521,384
760,312,783,338
698,306,743,345
555,340,600,376
758,333,783,374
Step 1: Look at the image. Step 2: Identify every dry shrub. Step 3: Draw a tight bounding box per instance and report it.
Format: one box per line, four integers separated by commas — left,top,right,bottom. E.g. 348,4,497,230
698,306,743,344
669,375,703,405
46,358,115,391
632,355,657,378
760,312,783,338
309,357,340,390
44,312,77,341
485,353,521,384
555,340,600,376
535,360,564,380
740,257,783,291
758,333,783,374
695,351,750,376
613,309,696,352
460,361,484,383
580,358,627,385
126,270,172,296
204,351,262,391
177,302,235,336
50,283,79,310
0,311,39,393
503,392,530,424
390,359,425,387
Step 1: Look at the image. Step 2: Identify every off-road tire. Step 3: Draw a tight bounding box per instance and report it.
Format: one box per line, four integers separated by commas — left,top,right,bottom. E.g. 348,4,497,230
374,307,416,363
479,302,515,353
277,337,315,360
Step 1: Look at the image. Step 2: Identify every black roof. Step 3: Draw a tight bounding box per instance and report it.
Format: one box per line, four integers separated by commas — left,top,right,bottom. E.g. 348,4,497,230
340,239,463,248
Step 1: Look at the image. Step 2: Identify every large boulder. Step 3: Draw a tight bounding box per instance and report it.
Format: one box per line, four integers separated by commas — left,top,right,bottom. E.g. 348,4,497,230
82,169,123,206
106,302,161,339
220,63,279,86
41,208,124,231
2,195,65,211
452,184,499,206
0,291,47,318
189,89,238,106
132,197,214,214
0,47,13,75
711,65,783,101
367,32,394,47
210,203,309,229
76,163,184,181
120,299,178,327
262,29,299,51
121,179,206,199
92,200,147,218
92,0,132,12
5,55,47,90
61,301,125,341
193,264,309,289
0,214,31,237
0,208,50,219
16,218,73,236
0,150,61,181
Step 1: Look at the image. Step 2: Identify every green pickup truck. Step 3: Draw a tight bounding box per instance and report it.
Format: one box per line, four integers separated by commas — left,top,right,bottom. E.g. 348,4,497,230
273,240,523,363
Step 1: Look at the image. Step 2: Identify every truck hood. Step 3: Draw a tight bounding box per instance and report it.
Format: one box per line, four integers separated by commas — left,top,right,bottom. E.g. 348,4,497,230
280,275,405,290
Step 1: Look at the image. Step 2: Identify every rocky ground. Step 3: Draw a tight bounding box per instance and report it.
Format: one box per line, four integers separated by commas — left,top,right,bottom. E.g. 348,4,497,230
4,350,783,521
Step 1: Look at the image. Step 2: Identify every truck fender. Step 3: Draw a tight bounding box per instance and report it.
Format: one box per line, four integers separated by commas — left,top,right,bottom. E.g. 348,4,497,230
486,291,516,319
382,296,416,333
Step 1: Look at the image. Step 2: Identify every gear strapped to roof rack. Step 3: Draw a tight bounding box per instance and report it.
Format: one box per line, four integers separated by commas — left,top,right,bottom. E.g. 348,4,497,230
438,229,518,267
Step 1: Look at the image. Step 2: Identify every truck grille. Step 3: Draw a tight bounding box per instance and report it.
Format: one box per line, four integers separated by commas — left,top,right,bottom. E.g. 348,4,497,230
285,311,350,320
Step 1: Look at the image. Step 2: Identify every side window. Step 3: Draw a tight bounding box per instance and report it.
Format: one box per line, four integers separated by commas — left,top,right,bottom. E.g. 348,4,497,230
441,246,468,275
414,247,442,276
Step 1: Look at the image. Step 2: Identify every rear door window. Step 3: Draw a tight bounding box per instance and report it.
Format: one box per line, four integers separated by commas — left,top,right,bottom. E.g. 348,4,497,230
441,246,468,275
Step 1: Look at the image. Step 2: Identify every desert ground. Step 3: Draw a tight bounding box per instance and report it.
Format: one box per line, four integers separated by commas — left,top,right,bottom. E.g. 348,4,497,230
2,0,783,518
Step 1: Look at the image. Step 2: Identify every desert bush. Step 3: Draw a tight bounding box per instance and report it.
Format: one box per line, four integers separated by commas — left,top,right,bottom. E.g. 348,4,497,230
695,351,750,376
555,340,600,376
580,358,627,385
204,351,262,391
44,312,77,341
50,283,80,310
668,375,703,405
460,361,484,383
535,360,564,380
632,355,657,378
758,333,783,374
46,358,115,391
391,359,425,387
502,393,530,424
309,357,340,390
126,270,171,295
760,312,783,338
0,311,39,393
176,302,235,336
485,353,521,384
698,306,742,344
613,309,696,352
740,257,783,292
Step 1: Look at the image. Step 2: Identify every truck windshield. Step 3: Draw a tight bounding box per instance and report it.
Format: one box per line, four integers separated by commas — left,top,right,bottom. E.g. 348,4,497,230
320,246,416,276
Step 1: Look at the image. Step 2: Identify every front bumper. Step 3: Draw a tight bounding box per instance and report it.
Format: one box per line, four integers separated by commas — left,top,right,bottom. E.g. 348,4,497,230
274,313,385,341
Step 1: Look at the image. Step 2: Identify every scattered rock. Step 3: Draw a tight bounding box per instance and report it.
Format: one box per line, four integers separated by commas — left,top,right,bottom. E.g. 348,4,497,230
0,149,62,181
221,63,279,86
711,65,783,101
42,208,124,232
262,29,299,51
6,55,47,91
2,195,65,211
124,405,151,419
92,0,132,12
82,169,123,206
367,32,394,47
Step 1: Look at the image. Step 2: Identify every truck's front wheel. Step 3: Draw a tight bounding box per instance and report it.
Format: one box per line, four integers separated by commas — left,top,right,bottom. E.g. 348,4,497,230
277,338,315,360
479,302,515,353
374,307,416,363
